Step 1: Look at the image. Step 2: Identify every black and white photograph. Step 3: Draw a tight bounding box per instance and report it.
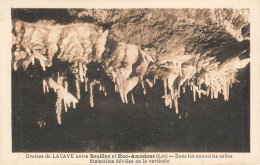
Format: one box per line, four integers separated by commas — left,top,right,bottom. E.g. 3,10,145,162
10,8,251,153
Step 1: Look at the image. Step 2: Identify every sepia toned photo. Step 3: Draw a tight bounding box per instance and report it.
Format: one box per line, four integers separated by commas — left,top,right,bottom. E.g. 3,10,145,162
11,8,250,153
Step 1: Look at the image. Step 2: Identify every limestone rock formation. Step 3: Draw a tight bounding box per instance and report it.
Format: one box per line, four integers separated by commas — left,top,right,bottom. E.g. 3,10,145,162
12,9,250,124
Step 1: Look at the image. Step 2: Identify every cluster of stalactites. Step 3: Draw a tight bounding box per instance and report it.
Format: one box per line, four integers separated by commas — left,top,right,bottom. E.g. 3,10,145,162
42,73,78,124
42,71,108,124
12,20,250,124
12,21,108,124
76,76,107,108
158,49,250,114
102,42,156,105
12,20,108,75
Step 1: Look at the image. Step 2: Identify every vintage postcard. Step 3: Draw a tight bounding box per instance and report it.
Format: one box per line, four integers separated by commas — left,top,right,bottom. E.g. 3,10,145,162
1,0,260,164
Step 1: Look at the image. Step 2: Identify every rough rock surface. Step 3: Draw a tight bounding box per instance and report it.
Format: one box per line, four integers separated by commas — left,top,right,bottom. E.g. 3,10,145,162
69,9,250,52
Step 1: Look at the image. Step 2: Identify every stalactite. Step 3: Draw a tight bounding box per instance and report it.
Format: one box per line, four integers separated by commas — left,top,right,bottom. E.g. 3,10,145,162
146,79,154,88
55,96,62,125
84,78,89,92
193,86,196,102
90,81,94,107
131,92,135,104
96,30,109,62
75,77,81,99
64,80,68,92
78,61,84,82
